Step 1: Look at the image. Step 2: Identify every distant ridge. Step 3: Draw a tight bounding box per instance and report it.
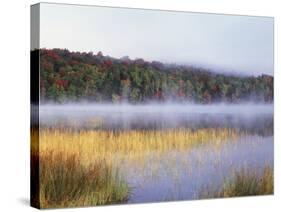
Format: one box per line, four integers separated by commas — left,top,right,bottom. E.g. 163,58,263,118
34,48,273,103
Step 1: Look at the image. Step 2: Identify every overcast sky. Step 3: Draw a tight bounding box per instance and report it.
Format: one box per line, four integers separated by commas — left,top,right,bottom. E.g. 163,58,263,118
40,3,274,76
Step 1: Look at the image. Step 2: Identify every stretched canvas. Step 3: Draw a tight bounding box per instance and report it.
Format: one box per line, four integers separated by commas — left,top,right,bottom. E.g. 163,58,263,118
31,3,274,209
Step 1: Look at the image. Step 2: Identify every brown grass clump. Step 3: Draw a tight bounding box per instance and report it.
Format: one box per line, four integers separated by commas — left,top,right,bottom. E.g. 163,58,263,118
38,151,129,208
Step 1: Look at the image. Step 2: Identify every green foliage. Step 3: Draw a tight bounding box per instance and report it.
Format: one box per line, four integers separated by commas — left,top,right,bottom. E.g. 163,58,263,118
38,48,273,103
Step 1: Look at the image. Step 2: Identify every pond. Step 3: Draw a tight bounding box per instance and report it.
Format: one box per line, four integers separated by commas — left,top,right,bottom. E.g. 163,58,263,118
39,103,274,203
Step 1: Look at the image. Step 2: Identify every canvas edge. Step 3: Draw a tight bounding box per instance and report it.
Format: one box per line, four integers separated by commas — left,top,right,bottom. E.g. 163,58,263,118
30,3,41,209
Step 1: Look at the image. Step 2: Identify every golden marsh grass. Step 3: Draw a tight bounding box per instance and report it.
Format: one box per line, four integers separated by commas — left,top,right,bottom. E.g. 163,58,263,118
34,127,271,207
200,166,273,198
38,152,129,208
39,128,241,165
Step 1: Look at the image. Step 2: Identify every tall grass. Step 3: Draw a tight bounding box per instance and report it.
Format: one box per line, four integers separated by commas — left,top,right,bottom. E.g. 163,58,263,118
40,128,240,165
34,128,248,207
38,151,129,208
200,166,273,198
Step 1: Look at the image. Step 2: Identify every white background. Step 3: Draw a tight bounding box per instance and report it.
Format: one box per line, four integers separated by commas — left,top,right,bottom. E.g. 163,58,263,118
0,0,280,211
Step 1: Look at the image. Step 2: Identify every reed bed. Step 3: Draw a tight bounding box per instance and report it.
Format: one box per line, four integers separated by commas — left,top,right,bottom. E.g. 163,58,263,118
38,151,129,208
39,128,241,165
34,128,247,207
200,166,273,198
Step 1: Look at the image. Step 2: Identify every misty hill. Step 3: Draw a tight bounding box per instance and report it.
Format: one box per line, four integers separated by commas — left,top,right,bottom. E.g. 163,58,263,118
35,48,273,103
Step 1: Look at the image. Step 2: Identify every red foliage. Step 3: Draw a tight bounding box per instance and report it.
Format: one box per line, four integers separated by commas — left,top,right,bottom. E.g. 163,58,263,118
212,84,220,92
154,90,164,100
45,50,60,60
41,60,53,71
103,59,113,68
55,79,68,89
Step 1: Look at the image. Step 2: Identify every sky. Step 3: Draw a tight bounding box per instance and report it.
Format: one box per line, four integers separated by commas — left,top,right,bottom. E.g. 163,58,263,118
40,3,274,76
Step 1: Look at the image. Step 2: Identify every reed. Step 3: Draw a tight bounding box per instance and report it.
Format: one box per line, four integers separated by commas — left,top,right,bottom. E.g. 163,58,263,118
39,128,241,165
200,166,273,198
34,128,247,207
38,151,129,208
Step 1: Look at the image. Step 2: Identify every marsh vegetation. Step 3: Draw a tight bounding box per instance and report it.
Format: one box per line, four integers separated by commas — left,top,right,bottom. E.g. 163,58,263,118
39,152,129,208
200,166,273,198
34,103,273,207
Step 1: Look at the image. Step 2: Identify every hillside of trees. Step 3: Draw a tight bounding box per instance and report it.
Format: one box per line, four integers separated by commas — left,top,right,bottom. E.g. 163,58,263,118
36,48,273,104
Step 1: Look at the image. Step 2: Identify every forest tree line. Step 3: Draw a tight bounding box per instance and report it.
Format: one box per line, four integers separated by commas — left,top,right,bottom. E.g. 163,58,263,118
36,48,273,103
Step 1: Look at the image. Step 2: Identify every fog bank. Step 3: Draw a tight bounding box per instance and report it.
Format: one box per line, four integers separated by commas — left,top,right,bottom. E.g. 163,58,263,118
39,103,273,115
38,103,273,132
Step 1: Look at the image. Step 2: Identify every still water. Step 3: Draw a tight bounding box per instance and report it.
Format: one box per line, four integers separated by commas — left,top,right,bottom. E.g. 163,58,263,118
39,103,274,202
123,135,273,202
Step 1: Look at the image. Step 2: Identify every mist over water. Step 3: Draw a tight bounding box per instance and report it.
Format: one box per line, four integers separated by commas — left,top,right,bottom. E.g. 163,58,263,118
39,103,273,133
38,102,274,202
40,103,273,115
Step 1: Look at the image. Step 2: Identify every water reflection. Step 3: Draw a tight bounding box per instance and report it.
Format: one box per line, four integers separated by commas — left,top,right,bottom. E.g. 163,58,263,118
39,104,274,202
39,104,273,136
122,135,273,202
